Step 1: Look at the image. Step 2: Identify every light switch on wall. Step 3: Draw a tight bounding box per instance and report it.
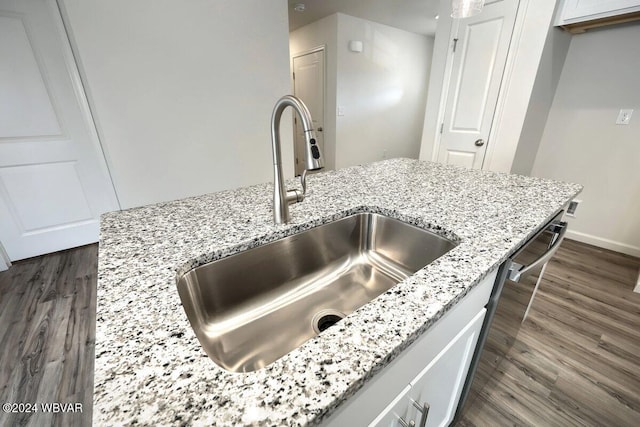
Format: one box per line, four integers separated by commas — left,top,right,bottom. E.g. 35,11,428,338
337,106,345,116
616,109,633,125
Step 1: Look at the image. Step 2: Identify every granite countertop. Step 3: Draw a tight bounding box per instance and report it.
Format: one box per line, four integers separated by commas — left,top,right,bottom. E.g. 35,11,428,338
94,158,581,426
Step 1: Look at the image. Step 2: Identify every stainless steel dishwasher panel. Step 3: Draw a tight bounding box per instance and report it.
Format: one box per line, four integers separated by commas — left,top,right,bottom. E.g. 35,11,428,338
455,211,567,420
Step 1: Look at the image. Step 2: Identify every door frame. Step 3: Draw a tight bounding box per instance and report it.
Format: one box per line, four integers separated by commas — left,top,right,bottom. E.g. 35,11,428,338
429,15,459,163
291,45,326,176
54,0,120,206
480,0,559,172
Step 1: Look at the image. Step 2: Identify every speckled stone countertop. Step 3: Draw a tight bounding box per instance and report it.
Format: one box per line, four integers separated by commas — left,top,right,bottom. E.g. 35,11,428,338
94,158,581,426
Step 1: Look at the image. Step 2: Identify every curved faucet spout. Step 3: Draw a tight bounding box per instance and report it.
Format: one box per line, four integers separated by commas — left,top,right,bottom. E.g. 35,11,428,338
270,95,324,224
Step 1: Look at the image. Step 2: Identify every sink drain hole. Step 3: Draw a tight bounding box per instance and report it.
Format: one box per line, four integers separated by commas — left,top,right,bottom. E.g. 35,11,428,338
312,310,346,334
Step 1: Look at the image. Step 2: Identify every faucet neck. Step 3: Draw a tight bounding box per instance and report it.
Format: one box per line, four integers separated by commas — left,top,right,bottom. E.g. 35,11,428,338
270,95,322,224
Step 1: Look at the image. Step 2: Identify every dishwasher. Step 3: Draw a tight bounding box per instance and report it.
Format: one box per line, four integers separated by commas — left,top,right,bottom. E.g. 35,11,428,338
454,210,568,421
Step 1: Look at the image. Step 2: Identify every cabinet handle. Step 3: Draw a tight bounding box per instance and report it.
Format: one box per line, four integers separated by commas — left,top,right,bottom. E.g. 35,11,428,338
508,221,567,282
397,417,415,427
411,399,430,427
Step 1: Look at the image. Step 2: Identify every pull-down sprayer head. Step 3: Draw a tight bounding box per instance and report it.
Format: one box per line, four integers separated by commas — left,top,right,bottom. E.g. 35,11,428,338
301,125,323,172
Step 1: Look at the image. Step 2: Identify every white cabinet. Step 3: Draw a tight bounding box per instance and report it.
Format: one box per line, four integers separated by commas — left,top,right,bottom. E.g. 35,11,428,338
321,269,496,427
370,385,413,427
555,0,640,32
371,309,486,427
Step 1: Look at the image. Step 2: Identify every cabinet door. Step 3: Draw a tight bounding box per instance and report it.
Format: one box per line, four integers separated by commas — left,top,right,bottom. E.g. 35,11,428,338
369,309,486,427
322,272,495,427
559,0,640,22
405,309,486,427
369,384,413,427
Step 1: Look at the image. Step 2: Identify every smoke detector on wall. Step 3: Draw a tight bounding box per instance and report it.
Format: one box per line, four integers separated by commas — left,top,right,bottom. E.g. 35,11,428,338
349,40,363,53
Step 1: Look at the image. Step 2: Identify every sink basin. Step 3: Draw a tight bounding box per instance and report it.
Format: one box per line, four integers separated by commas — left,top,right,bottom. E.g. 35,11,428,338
176,212,457,372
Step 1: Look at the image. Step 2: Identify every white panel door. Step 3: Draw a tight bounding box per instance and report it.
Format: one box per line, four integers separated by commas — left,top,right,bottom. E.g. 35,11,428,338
437,0,520,169
0,0,119,261
293,49,325,176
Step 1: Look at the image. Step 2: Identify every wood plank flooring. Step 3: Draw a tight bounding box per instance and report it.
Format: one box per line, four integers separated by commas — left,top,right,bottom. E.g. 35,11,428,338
457,239,640,427
0,244,96,427
0,239,638,426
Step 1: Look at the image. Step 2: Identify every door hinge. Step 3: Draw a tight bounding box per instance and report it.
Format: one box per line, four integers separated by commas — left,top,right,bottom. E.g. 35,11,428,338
294,117,297,124
293,72,295,80
440,123,444,133
452,38,459,53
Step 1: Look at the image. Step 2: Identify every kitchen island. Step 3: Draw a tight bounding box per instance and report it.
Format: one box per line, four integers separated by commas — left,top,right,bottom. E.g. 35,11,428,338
94,158,581,425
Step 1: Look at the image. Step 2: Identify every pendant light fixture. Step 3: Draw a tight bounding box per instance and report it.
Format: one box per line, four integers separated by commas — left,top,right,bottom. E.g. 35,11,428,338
451,0,485,18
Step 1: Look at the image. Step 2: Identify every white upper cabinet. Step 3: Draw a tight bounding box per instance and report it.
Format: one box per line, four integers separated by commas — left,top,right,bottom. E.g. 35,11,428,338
556,0,640,32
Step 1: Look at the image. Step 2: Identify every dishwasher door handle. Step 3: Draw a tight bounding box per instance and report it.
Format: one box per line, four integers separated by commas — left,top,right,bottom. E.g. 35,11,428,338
508,221,567,282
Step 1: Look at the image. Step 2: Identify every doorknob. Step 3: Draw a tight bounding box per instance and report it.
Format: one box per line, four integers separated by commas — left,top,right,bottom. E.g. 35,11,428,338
474,139,485,147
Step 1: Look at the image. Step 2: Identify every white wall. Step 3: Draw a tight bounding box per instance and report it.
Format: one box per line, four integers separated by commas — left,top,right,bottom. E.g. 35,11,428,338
59,0,292,209
335,13,433,169
511,26,571,175
290,15,338,170
532,23,640,257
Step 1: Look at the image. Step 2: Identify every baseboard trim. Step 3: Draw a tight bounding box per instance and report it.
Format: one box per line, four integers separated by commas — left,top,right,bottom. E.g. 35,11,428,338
0,242,10,272
565,230,640,258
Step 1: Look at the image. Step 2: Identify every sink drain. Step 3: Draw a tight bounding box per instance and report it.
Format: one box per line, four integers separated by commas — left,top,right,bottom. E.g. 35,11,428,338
312,309,346,334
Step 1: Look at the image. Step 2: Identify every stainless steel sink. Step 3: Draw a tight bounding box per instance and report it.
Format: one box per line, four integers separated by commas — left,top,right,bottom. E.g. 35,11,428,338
176,213,457,373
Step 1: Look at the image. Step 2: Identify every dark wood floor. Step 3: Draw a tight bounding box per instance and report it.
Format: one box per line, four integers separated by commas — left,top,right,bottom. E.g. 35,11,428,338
0,244,97,427
458,239,640,427
0,240,639,426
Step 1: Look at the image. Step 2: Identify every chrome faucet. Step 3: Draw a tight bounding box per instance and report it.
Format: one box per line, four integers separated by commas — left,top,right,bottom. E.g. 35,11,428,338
270,95,323,224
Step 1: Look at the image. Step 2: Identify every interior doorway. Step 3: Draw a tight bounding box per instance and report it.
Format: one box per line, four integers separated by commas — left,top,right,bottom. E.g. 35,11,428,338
292,47,326,176
435,0,520,169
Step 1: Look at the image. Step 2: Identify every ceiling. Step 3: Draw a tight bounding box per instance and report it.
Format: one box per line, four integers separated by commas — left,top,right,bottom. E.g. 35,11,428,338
287,0,442,36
